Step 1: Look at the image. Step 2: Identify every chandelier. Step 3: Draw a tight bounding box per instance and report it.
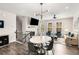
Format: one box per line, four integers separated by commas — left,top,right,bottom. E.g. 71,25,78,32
35,3,56,19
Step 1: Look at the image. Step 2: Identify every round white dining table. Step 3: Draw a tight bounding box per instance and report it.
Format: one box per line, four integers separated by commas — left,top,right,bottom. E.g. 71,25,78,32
30,36,52,44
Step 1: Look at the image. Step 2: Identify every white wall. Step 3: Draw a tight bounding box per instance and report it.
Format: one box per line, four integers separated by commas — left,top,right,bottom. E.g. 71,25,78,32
39,17,73,35
0,10,16,43
21,16,29,34
17,16,30,34
56,17,73,34
17,16,38,35
73,15,79,33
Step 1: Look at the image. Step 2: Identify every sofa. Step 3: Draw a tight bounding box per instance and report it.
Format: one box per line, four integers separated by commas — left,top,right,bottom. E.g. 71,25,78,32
64,34,78,46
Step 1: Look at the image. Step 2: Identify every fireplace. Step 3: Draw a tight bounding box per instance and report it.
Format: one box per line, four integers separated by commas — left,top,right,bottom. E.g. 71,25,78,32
0,35,9,46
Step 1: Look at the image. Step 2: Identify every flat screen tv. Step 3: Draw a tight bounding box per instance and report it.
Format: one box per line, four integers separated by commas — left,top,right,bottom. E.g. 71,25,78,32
30,18,39,26
0,20,4,28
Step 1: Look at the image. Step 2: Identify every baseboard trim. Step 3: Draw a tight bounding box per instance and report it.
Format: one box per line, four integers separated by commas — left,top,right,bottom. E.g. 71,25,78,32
0,40,28,48
0,41,24,48
0,44,8,48
15,41,24,44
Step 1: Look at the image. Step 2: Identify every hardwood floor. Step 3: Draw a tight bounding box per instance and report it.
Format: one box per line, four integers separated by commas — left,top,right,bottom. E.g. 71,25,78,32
0,39,79,55
54,38,79,55
54,44,79,55
0,42,28,55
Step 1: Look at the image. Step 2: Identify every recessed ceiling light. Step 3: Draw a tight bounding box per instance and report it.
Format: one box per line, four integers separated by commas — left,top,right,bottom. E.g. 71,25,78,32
65,6,69,10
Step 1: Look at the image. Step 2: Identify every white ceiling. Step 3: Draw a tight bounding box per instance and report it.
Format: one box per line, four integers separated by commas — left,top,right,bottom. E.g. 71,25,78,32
0,3,79,19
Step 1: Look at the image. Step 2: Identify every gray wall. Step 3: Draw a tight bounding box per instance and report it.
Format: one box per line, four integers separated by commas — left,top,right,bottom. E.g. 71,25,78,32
16,16,23,42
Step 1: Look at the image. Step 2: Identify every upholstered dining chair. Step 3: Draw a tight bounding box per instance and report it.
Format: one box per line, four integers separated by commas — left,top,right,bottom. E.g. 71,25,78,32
43,39,54,55
28,42,38,55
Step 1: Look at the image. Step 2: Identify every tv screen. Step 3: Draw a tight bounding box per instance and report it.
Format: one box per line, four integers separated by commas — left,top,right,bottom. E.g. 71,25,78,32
0,20,4,28
30,18,39,26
